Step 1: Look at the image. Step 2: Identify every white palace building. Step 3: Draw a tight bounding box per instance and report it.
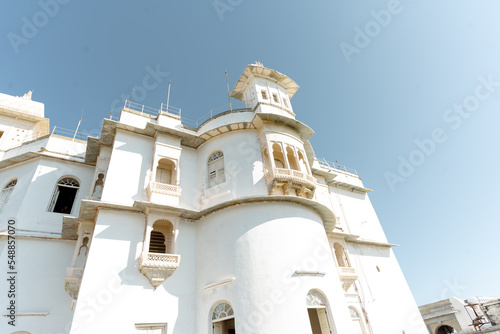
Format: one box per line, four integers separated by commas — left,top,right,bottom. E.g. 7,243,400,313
0,64,428,334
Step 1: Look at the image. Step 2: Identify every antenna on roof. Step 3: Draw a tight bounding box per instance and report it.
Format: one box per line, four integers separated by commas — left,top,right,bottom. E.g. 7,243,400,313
225,70,232,112
166,81,171,114
128,86,135,108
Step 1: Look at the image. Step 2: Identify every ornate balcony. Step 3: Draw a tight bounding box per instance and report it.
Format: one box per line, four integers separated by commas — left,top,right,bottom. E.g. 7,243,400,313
339,267,358,291
148,181,181,197
64,267,84,299
139,252,181,288
147,181,181,206
264,167,316,198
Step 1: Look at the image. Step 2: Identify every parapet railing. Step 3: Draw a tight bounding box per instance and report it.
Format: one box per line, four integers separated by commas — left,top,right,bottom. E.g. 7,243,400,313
140,252,181,268
318,158,358,176
123,100,182,118
50,126,93,141
122,100,247,129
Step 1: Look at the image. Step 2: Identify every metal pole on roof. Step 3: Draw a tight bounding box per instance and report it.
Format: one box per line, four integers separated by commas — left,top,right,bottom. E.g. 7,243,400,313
225,71,232,112
73,119,82,141
166,81,171,114
129,86,135,108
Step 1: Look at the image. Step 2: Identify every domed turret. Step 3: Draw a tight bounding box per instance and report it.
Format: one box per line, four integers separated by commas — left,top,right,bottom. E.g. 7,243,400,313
230,62,299,118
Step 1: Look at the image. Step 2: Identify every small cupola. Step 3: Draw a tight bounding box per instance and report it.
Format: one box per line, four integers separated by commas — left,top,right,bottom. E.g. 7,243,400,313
230,62,299,118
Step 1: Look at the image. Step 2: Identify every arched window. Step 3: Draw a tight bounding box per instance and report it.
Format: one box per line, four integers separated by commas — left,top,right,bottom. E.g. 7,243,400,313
156,159,176,185
436,325,456,334
211,301,235,334
286,146,299,171
208,151,225,187
149,220,174,254
272,143,285,168
334,243,350,268
306,290,335,334
298,151,309,174
0,179,17,209
48,177,79,214
349,307,366,334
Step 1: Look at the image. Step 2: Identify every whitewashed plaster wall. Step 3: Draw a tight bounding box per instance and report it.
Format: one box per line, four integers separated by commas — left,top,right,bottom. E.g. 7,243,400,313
195,130,266,210
70,209,197,334
0,114,40,150
0,157,94,234
331,187,388,242
347,243,427,334
196,202,355,334
0,238,75,334
100,129,154,205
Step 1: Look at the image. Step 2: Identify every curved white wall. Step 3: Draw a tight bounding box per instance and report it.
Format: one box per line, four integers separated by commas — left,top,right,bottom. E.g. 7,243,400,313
196,201,354,334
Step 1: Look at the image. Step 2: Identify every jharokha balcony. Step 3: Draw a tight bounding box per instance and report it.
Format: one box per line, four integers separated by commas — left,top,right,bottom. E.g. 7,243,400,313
64,267,84,299
338,266,359,292
147,181,182,206
139,252,181,288
147,181,181,197
264,167,316,199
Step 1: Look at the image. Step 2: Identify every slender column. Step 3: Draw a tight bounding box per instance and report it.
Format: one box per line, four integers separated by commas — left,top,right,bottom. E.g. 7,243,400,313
281,142,290,169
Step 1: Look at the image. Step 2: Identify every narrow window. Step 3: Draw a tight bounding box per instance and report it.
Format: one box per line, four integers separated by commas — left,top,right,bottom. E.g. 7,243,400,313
283,98,288,108
0,179,17,208
149,231,166,253
333,243,350,268
306,290,335,334
149,220,174,254
261,90,268,100
211,301,235,334
286,146,299,171
298,151,309,174
48,177,79,214
208,151,225,187
272,143,285,169
272,93,278,103
156,159,175,185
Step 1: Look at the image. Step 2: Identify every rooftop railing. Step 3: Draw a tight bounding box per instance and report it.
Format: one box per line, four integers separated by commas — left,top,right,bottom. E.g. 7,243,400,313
50,126,93,141
123,100,182,118
318,158,358,176
122,100,248,129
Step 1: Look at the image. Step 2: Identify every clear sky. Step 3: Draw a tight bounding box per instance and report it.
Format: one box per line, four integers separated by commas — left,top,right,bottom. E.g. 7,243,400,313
1,0,499,305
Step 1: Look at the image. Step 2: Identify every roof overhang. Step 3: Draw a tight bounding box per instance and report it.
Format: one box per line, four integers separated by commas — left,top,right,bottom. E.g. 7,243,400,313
230,64,300,101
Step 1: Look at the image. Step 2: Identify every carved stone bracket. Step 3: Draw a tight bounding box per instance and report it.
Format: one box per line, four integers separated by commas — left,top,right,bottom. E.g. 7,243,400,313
64,267,84,299
339,267,358,292
264,168,316,198
139,252,181,288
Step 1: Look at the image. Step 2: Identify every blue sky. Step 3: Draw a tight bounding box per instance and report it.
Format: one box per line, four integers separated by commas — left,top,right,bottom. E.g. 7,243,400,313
1,1,499,305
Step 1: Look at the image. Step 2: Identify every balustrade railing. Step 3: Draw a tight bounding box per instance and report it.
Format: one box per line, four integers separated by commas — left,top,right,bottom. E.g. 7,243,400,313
318,158,358,176
148,181,181,197
140,252,180,268
270,167,316,185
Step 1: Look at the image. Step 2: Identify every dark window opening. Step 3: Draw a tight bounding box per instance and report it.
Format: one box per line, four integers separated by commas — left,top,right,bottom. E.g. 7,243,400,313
53,186,78,214
149,231,166,253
